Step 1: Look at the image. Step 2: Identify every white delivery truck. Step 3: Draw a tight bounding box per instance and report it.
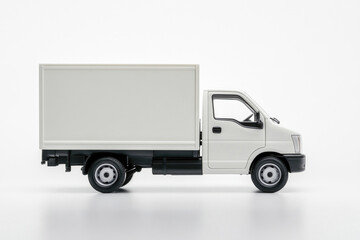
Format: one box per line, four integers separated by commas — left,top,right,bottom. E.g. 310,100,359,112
40,64,305,193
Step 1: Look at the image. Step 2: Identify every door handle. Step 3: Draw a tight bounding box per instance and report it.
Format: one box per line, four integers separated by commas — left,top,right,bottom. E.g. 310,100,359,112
212,127,222,134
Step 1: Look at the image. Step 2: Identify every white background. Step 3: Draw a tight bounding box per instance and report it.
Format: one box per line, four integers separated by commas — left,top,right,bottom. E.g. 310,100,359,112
0,0,359,239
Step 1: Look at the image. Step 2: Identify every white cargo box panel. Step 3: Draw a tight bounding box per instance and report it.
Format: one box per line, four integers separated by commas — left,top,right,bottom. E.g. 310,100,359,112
40,64,199,150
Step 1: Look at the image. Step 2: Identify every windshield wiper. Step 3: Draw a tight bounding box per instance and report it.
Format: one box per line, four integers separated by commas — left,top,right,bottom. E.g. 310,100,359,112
270,117,280,124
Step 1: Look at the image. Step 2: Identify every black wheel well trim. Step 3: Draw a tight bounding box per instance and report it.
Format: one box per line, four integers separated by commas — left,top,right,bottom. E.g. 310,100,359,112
249,152,291,174
82,152,128,175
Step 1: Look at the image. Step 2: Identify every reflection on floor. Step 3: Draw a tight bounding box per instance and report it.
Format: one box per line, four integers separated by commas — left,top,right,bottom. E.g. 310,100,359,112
0,176,359,240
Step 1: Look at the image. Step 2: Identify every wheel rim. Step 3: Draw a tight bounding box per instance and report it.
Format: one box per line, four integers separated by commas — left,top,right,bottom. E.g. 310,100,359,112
94,163,118,187
258,163,282,187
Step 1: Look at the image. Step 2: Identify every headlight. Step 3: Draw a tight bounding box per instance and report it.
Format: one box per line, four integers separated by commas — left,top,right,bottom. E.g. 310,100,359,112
291,135,301,153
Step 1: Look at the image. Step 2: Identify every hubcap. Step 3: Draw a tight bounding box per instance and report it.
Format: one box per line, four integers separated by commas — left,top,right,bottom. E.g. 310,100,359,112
94,163,118,187
258,163,281,187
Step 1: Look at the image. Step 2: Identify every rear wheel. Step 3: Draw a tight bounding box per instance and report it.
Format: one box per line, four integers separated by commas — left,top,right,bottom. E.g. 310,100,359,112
251,156,288,193
122,173,134,187
88,157,126,193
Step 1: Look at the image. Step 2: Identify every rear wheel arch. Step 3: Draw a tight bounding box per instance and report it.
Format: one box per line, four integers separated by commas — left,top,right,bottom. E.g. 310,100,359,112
82,152,127,175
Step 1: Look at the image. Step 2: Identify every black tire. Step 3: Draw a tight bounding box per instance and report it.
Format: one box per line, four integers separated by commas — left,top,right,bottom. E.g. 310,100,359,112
88,157,126,193
251,156,288,193
122,173,134,187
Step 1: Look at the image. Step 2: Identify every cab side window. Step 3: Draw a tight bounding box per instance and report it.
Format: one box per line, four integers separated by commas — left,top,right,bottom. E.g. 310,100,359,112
213,96,255,123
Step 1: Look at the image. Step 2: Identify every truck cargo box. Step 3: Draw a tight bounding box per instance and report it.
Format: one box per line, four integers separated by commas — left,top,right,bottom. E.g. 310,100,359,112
39,64,199,150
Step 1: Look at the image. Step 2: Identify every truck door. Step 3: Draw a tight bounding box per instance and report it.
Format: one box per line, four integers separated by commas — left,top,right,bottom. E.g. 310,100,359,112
205,92,265,169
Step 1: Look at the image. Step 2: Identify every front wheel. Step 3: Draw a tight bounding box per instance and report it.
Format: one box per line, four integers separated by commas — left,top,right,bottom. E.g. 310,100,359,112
251,156,288,193
88,157,126,193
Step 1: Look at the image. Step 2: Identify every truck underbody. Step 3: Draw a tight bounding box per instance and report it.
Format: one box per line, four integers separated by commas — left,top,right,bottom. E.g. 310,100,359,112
42,149,202,175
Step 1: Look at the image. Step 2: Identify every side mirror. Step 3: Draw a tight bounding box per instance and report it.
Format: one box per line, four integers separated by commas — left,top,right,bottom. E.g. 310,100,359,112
255,112,263,129
255,112,260,122
241,112,263,129
256,120,263,129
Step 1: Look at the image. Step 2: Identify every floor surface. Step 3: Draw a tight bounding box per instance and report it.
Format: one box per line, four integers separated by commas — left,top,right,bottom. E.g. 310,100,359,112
1,169,359,240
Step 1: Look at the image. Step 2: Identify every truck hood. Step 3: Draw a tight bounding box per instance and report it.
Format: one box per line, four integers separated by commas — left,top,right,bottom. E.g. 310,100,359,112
265,119,299,153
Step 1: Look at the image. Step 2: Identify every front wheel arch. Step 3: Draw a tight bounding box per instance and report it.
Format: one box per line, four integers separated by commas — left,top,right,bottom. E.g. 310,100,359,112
249,152,290,174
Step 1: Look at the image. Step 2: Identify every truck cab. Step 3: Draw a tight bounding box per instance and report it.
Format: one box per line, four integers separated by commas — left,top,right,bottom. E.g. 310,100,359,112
202,90,305,192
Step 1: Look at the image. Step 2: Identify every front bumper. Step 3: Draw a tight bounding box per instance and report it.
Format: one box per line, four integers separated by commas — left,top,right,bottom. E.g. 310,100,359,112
284,154,306,172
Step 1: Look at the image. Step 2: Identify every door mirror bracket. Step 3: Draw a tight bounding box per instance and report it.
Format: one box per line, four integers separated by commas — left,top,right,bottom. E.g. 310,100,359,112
253,112,263,129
